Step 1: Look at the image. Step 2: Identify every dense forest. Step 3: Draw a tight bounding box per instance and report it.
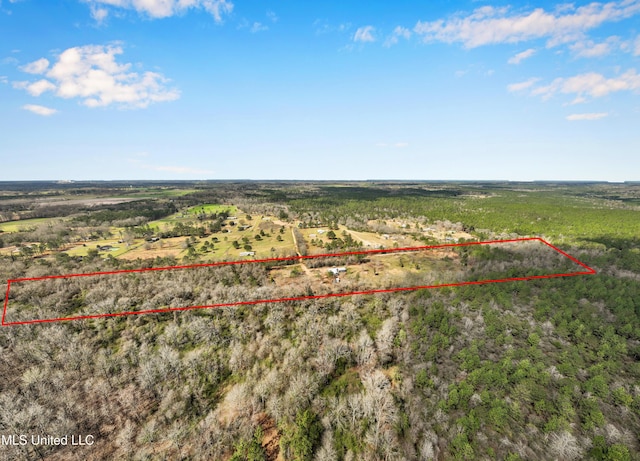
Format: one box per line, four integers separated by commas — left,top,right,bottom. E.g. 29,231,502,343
0,181,638,460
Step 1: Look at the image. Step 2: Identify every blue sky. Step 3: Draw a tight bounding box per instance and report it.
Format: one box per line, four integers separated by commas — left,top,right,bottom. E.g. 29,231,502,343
1,0,639,181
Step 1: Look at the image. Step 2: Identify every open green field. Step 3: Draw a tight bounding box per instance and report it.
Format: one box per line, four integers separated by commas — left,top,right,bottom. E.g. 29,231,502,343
0,217,63,233
185,204,238,215
127,188,196,198
200,216,296,260
147,214,184,228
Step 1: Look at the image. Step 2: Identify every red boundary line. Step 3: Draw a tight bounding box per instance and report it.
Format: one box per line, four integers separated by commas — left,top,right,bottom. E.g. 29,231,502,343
2,237,595,326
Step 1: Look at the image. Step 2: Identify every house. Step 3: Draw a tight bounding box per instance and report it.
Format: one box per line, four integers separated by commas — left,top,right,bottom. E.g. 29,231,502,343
317,229,325,234
239,251,255,256
328,267,347,275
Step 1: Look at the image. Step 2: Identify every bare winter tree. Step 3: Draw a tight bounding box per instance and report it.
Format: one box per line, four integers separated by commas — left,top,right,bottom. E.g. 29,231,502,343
548,431,584,460
354,329,377,368
376,317,398,365
314,429,338,461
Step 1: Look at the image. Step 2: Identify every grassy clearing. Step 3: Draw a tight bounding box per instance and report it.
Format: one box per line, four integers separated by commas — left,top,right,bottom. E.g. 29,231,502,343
202,216,296,260
118,237,189,260
65,239,132,257
186,204,238,215
136,188,196,198
147,214,184,228
0,217,63,233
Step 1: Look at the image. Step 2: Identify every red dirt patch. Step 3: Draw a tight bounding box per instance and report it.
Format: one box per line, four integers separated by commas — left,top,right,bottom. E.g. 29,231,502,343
254,413,281,461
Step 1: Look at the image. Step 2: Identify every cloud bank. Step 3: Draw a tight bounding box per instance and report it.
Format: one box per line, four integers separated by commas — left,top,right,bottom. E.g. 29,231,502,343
14,44,180,109
414,1,640,48
83,0,233,21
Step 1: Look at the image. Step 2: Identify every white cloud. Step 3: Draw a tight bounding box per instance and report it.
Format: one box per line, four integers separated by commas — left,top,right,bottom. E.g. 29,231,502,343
414,1,640,48
266,10,277,22
83,0,233,22
14,44,179,108
20,57,49,74
13,79,57,96
250,21,268,33
566,112,609,120
531,69,640,100
570,36,619,57
0,76,7,84
384,26,411,47
354,25,376,43
90,5,109,23
507,77,540,92
22,104,58,116
508,48,536,64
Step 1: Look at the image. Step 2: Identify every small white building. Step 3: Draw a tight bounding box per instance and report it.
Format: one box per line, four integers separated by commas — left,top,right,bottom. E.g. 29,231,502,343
317,229,325,234
239,251,255,256
328,267,347,275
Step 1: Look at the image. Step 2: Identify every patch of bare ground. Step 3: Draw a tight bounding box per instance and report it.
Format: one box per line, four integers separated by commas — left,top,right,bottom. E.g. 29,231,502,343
254,413,281,461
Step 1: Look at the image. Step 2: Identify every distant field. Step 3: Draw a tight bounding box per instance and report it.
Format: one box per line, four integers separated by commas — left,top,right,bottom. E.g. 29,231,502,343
185,204,238,215
204,216,296,260
0,217,62,233
133,188,196,197
118,237,189,260
64,240,133,257
108,188,197,198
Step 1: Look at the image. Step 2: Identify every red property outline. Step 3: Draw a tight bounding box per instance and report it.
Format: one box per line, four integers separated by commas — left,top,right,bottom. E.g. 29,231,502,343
2,237,595,326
